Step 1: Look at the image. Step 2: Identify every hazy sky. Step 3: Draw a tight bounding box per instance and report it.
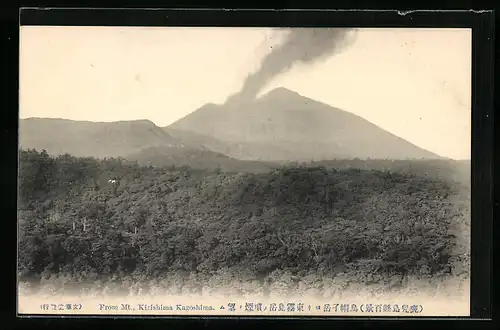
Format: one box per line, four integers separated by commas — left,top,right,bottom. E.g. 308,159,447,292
20,26,471,159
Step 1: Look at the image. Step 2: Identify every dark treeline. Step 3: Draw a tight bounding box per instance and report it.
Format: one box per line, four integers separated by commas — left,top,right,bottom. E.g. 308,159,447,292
287,158,470,187
18,149,470,294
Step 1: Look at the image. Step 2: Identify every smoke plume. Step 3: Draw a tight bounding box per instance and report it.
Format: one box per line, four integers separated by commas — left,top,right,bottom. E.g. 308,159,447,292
226,28,356,105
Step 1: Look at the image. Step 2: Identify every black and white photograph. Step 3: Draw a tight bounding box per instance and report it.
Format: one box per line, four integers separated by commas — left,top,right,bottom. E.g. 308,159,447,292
18,25,471,316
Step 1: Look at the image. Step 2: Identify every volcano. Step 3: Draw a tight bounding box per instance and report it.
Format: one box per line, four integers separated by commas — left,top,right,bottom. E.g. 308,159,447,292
165,87,441,161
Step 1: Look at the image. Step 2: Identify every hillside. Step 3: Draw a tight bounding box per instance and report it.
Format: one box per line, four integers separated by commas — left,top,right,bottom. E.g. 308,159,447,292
125,145,275,173
18,149,469,297
168,87,442,161
309,159,470,187
164,127,302,161
19,118,180,158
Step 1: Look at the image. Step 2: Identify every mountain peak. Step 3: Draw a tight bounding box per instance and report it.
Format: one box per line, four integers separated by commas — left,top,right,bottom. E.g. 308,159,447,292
261,87,302,98
197,102,219,111
258,87,311,105
110,119,160,129
167,87,441,160
115,119,154,124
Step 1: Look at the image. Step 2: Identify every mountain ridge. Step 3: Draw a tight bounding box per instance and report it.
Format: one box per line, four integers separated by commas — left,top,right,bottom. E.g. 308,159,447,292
19,117,275,172
126,145,275,173
19,87,443,163
19,117,180,159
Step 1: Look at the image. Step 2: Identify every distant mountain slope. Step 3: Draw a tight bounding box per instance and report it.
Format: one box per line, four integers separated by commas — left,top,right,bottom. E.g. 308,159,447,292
19,118,180,158
165,128,231,152
125,145,275,173
167,87,441,161
164,127,301,161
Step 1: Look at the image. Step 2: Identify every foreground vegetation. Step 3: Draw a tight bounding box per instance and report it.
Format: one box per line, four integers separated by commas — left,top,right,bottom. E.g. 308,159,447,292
18,149,470,296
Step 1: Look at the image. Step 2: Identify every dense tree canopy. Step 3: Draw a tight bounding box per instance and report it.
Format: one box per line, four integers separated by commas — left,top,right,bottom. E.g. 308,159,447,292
18,149,470,296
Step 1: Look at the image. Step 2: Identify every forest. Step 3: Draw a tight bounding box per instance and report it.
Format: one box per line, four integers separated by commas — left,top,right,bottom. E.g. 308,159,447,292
18,149,470,298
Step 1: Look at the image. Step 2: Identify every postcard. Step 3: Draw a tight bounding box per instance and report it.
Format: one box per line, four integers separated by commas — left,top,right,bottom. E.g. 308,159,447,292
18,24,471,317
